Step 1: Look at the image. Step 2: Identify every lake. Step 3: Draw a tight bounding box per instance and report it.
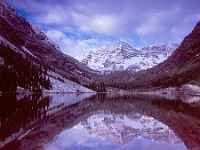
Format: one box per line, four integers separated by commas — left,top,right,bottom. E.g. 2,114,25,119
0,93,200,150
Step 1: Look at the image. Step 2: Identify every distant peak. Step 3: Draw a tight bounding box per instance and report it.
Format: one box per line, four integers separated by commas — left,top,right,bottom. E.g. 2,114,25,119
116,40,129,45
117,40,126,44
98,44,108,50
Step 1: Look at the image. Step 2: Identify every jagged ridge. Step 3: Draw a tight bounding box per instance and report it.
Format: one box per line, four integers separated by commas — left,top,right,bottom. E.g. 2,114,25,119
76,41,179,73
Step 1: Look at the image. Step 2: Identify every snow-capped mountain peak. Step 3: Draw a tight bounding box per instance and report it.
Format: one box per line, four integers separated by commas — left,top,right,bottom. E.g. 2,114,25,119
76,41,179,73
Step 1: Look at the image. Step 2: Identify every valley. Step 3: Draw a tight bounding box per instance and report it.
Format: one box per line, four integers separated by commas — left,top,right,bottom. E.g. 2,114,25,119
0,0,200,95
0,1,200,150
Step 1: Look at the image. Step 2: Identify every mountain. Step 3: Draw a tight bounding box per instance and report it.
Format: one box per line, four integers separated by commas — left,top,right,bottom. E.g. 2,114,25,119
91,21,200,92
0,0,96,93
76,41,178,73
0,0,199,93
128,21,200,89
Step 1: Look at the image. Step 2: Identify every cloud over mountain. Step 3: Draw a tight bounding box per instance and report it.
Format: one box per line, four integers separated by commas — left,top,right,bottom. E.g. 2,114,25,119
5,0,200,56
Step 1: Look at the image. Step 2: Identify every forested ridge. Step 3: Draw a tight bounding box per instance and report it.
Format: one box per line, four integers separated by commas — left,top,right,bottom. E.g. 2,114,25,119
0,43,51,93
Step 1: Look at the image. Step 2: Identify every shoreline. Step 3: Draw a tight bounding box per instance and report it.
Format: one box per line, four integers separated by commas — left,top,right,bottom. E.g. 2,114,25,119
1,84,200,97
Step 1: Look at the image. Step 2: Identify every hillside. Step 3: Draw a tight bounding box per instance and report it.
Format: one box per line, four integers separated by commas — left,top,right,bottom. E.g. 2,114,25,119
129,21,200,89
0,0,97,93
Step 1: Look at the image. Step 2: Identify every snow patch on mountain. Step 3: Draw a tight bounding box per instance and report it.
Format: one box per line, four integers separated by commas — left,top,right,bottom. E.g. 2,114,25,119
0,56,4,65
0,35,20,53
21,46,37,58
44,71,95,93
76,41,179,73
0,0,98,94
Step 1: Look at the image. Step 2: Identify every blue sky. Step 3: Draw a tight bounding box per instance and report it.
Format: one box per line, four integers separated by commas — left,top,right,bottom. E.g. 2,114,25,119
4,0,200,57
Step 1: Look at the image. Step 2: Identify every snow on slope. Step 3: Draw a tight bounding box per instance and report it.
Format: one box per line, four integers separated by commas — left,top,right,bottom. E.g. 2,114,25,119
0,35,93,93
44,71,95,93
21,46,37,58
76,41,179,73
0,35,38,59
0,56,4,65
0,35,21,53
0,0,95,93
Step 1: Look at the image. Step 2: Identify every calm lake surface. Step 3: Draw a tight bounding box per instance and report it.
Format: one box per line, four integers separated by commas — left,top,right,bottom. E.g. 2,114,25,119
0,93,200,150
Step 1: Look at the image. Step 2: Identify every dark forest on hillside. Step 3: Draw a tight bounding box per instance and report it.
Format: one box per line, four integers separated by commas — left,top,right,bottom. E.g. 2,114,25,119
0,43,51,93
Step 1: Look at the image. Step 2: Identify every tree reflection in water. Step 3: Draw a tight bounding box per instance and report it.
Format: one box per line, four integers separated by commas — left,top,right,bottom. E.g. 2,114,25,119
0,94,51,142
0,93,200,150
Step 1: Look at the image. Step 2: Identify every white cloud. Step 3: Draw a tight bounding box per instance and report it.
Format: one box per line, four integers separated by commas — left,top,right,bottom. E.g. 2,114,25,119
45,29,113,57
46,29,65,40
136,14,161,36
4,0,200,56
91,15,118,34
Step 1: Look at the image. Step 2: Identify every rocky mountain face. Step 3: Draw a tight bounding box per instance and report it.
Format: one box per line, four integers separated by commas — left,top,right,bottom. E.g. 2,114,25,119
169,21,200,66
76,41,178,73
0,0,96,92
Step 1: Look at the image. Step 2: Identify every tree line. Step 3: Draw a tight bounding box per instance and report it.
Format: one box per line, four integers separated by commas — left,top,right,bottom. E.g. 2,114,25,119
0,43,51,93
151,69,200,88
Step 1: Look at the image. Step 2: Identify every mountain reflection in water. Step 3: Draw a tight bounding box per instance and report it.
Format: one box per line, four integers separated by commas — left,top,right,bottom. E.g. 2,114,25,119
0,93,200,150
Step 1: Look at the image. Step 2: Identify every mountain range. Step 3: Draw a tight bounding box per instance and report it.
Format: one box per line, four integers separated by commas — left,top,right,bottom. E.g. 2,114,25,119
129,21,200,90
0,0,200,93
90,22,200,92
76,41,179,73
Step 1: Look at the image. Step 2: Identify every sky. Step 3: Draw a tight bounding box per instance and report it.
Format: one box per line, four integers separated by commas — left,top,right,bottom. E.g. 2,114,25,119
4,0,200,57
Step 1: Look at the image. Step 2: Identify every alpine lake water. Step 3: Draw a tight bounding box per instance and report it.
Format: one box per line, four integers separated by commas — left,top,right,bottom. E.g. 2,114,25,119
0,93,200,150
